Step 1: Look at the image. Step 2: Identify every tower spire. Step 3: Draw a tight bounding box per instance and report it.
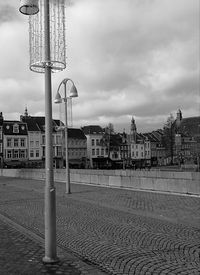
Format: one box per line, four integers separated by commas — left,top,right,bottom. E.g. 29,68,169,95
24,106,28,117
130,116,137,143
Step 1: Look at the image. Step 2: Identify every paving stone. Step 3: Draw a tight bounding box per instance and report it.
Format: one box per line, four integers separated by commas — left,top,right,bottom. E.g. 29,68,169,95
0,176,200,275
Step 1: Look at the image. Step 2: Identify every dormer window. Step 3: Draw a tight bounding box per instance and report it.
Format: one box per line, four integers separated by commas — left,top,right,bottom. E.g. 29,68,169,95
13,124,19,133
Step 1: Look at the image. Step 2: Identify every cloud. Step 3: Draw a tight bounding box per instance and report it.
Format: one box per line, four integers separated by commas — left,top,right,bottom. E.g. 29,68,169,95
0,0,199,133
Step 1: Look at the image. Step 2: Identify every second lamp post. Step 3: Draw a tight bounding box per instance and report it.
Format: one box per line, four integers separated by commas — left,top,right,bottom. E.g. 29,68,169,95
54,78,78,194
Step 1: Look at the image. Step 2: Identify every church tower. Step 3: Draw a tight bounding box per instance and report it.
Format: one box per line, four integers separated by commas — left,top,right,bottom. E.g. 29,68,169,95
176,109,182,127
130,117,137,143
24,107,28,117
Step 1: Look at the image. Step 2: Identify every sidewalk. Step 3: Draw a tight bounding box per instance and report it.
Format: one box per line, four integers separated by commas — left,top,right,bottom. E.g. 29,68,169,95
0,215,107,275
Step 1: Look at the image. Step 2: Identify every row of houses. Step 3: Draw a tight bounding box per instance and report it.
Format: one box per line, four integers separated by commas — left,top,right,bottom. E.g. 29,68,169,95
0,109,199,169
0,110,87,169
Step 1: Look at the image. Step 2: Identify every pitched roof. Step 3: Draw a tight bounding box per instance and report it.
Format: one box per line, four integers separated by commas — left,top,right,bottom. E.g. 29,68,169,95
21,115,64,132
3,121,28,135
140,132,160,142
68,128,86,139
82,125,103,135
21,117,40,131
176,116,200,138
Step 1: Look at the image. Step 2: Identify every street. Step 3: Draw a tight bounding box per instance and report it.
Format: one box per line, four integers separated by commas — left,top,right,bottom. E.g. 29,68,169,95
0,176,200,275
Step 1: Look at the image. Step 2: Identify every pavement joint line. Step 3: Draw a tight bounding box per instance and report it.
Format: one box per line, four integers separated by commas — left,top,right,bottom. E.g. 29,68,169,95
0,212,109,275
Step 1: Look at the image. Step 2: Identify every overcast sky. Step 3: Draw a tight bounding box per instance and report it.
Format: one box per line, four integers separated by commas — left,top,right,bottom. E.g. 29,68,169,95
0,0,199,133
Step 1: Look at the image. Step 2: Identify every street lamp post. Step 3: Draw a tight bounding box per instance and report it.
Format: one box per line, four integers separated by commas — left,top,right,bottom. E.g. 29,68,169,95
54,78,78,194
19,0,67,263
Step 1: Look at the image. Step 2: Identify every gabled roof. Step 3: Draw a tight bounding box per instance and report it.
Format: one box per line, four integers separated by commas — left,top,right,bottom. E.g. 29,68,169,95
82,125,103,135
139,132,159,142
21,117,40,131
68,128,86,139
3,121,28,135
21,115,64,132
176,116,200,138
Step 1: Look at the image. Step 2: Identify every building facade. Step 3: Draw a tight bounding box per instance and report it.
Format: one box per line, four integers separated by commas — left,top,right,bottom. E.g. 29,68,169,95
67,128,87,168
82,125,105,168
128,117,151,168
174,109,200,165
3,120,28,167
0,112,3,167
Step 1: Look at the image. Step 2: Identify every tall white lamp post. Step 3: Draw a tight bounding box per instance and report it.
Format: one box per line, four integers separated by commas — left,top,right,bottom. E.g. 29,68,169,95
19,0,67,263
54,78,78,194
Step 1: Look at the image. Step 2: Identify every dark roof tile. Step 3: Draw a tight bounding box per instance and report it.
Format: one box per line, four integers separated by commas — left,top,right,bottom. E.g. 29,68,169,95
82,125,103,135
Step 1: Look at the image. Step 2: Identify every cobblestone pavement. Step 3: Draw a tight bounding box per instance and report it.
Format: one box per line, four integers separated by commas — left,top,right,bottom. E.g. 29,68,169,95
0,176,200,275
0,216,105,275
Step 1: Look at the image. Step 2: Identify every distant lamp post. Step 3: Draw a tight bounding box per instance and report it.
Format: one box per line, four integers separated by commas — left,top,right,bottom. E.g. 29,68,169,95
19,0,66,263
54,78,78,194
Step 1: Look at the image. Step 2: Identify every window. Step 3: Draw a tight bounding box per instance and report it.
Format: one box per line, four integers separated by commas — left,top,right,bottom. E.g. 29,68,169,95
7,138,12,147
141,152,143,157
20,150,25,158
92,149,95,156
136,151,138,157
36,150,40,158
101,148,104,156
56,135,61,144
96,139,99,146
35,140,39,147
91,139,95,146
0,143,2,153
7,150,12,159
57,147,62,157
14,139,19,147
30,150,34,158
0,127,2,139
96,148,99,156
30,141,34,147
13,150,19,159
13,124,19,133
42,147,45,157
21,138,25,147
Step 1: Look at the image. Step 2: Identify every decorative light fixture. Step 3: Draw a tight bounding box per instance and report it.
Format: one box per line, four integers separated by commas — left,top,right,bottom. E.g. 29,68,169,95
19,0,66,264
54,78,78,194
19,0,39,15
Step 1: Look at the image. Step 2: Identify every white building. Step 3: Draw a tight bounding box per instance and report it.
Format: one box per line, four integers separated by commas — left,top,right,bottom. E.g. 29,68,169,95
129,117,151,167
82,125,105,168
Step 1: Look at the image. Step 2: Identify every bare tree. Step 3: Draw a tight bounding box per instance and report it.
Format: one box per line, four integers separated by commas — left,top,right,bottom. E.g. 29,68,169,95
162,114,176,165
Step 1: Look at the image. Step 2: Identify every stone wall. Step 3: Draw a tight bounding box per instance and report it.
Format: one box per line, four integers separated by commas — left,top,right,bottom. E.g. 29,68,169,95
0,168,199,195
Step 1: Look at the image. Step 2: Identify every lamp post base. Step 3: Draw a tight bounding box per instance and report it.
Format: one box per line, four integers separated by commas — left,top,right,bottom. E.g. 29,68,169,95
42,256,60,264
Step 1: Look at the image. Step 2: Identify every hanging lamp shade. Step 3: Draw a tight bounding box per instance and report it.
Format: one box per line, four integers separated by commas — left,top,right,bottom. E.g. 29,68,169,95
69,84,78,98
19,0,39,15
54,92,62,104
